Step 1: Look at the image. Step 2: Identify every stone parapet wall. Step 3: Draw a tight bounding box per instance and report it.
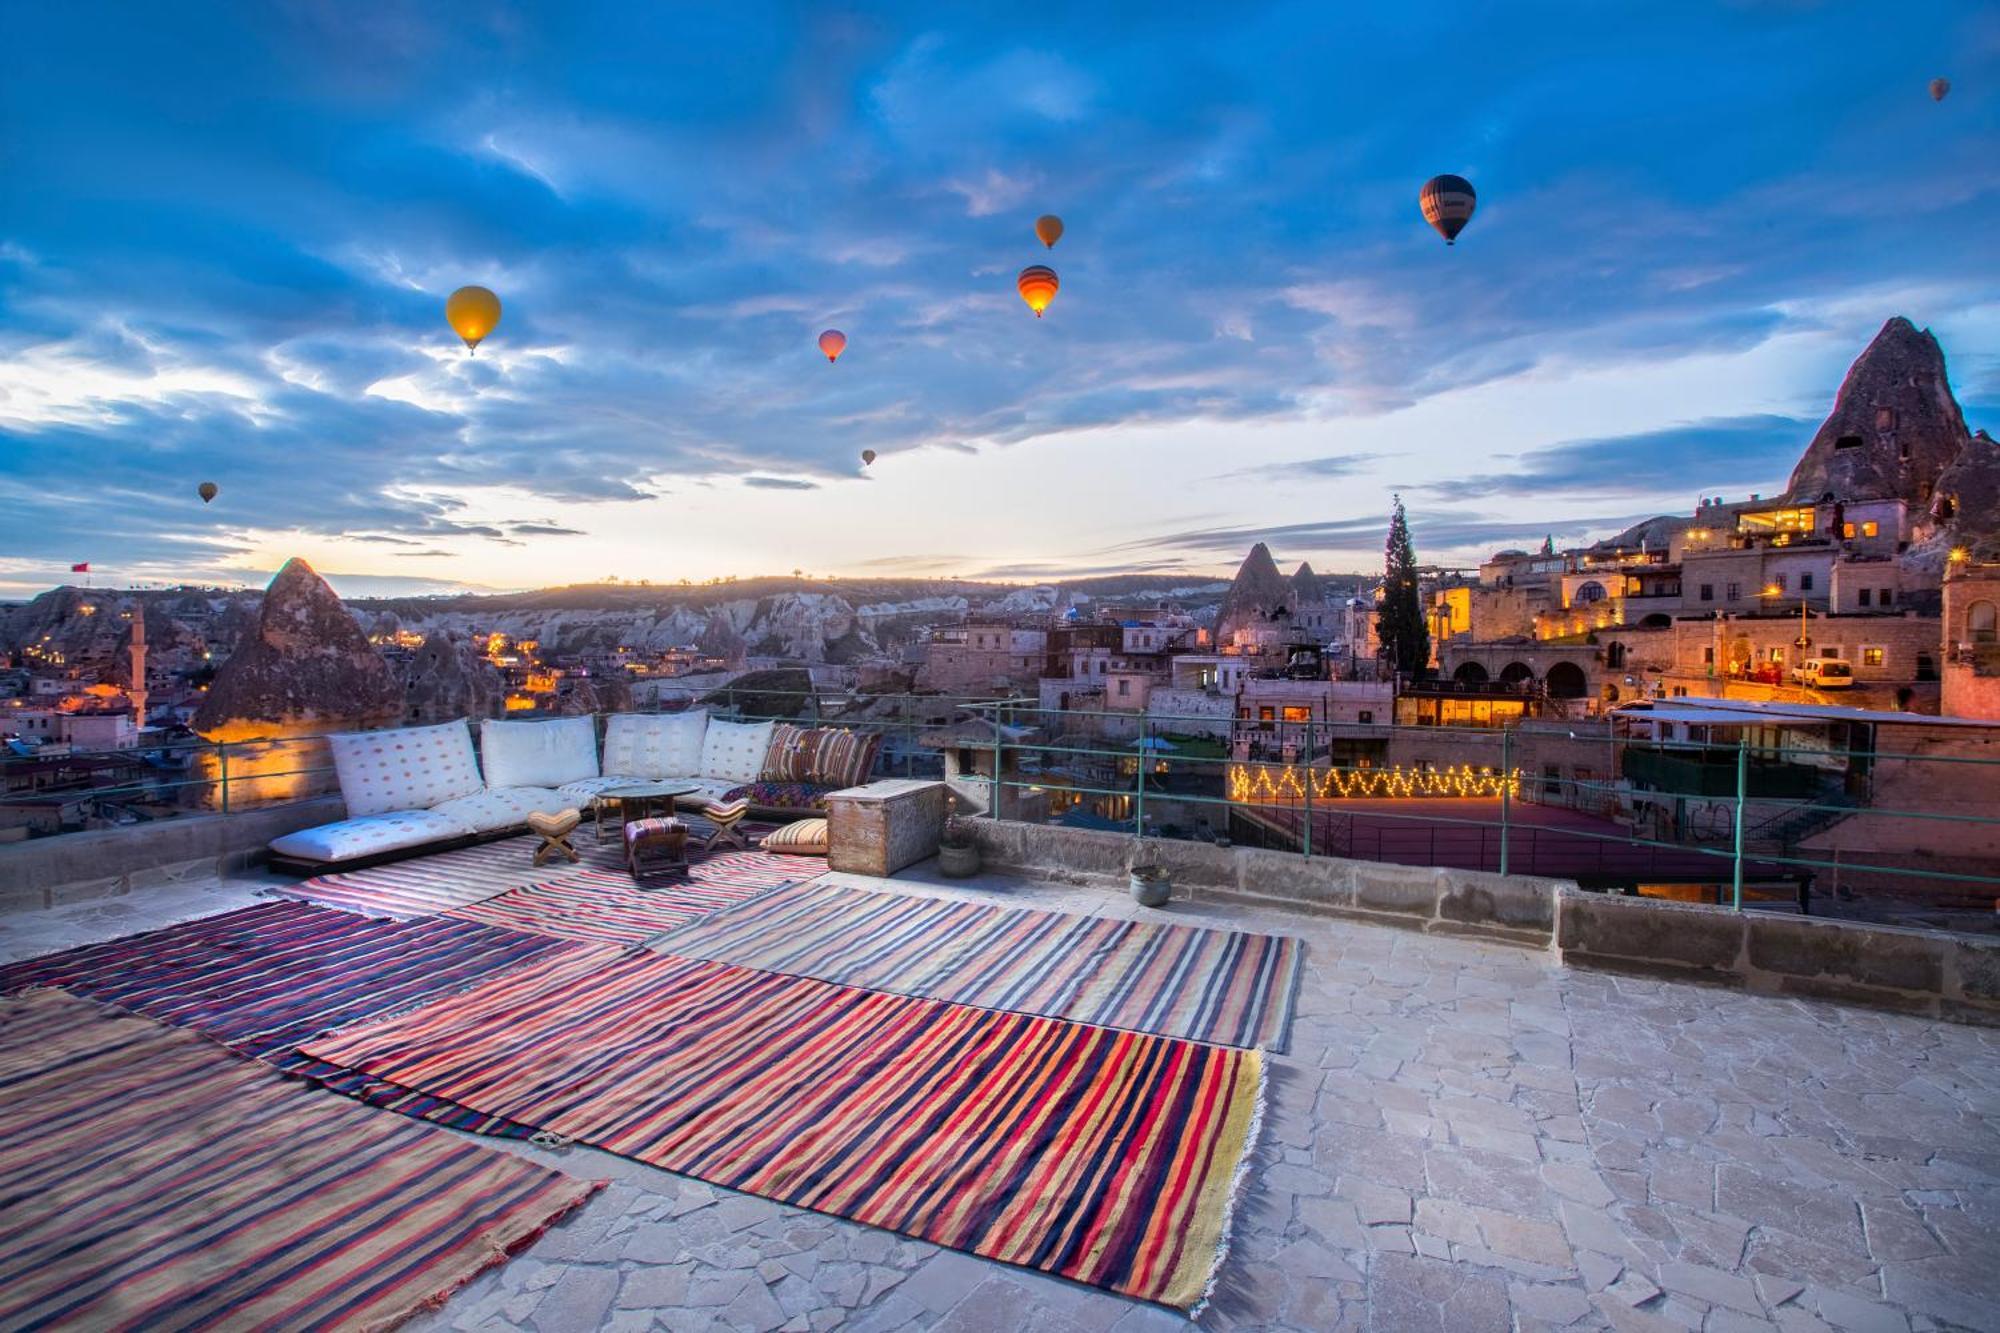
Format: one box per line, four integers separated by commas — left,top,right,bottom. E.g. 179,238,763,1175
0,797,341,912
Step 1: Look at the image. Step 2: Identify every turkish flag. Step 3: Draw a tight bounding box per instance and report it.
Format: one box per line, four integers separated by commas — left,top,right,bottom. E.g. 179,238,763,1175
71,562,89,572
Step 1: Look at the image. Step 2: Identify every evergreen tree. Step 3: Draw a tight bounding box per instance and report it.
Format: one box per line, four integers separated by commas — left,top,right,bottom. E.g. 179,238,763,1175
1379,495,1429,676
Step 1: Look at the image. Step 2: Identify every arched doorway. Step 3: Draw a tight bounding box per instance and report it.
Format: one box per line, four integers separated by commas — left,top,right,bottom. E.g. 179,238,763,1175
1498,662,1535,686
1545,661,1588,698
1453,661,1490,684
1605,641,1626,669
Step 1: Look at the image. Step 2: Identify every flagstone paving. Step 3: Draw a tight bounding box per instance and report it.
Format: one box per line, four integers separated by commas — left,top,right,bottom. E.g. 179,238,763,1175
6,863,1996,1332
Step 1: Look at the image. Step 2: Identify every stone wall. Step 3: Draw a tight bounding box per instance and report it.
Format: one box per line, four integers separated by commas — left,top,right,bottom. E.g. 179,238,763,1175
1558,891,1997,1024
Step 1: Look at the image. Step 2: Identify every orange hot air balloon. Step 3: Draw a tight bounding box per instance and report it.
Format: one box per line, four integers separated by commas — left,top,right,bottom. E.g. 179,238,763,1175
1017,264,1059,317
1930,77,1950,102
197,482,218,504
861,449,877,466
1419,174,1477,245
817,329,847,363
446,285,502,353
1034,214,1064,248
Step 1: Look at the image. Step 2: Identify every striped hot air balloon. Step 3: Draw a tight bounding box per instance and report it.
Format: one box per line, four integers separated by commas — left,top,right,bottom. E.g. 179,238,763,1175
1419,175,1477,245
817,329,847,363
1017,265,1059,317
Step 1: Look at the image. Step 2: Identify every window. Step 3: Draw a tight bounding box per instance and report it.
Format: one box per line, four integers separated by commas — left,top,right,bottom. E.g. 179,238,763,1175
1699,583,1714,602
1357,710,1374,724
1116,679,1130,697
1281,705,1311,723
1843,523,1856,538
1861,521,1879,538
1769,647,1785,663
1703,646,1716,664
1725,582,1741,601
1800,573,1813,592
1859,588,1872,607
1862,647,1884,667
1773,574,1787,593
1821,645,1842,659
1879,587,1893,606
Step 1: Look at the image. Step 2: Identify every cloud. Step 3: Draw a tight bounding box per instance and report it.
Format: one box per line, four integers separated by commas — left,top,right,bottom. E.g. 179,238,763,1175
507,522,587,536
1216,453,1382,483
741,476,820,491
1123,509,1650,561
1424,415,1814,500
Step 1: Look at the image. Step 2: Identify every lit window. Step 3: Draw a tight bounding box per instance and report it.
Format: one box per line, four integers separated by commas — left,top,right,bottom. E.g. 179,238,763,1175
1861,521,1878,538
1862,647,1884,667
1842,523,1856,539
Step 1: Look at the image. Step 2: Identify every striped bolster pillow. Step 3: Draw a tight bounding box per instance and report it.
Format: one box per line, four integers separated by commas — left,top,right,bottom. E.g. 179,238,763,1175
807,729,883,789
760,724,822,784
761,818,829,855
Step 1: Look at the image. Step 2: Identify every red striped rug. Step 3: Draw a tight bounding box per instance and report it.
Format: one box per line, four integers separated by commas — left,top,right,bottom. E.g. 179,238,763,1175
302,945,1262,1308
444,865,800,946
0,989,600,1332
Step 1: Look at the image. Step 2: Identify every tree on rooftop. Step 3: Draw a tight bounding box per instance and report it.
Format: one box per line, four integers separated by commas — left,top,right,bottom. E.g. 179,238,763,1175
1380,495,1429,678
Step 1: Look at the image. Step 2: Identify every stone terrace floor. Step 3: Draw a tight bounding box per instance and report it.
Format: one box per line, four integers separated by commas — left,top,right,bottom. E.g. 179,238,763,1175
3,861,1997,1333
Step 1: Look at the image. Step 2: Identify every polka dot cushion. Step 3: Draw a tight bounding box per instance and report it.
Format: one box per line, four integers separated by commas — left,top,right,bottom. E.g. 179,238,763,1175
699,719,775,787
327,720,485,819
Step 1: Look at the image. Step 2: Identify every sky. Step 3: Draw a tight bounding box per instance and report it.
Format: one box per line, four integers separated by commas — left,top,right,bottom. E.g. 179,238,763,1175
2,1,1998,598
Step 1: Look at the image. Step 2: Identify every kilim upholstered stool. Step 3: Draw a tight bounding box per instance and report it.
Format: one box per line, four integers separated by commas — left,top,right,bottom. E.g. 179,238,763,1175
527,809,582,866
699,799,751,852
624,815,688,879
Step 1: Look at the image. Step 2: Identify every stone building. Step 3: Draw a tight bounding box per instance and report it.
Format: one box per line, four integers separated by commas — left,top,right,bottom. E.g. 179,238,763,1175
1941,559,2000,720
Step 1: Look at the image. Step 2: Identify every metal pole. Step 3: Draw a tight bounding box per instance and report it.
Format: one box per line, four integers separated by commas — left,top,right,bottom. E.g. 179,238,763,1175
217,741,230,815
990,703,1004,820
1498,728,1511,876
1134,720,1147,840
1731,736,1748,911
1301,720,1313,858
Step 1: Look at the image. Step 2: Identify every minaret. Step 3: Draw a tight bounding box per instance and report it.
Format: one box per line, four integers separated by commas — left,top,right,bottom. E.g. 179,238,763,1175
127,603,149,730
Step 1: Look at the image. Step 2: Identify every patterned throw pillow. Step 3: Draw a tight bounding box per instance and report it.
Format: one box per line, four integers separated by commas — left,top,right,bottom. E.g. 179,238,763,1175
328,721,485,818
602,711,708,780
700,719,776,786
807,729,883,790
721,781,832,812
759,724,823,783
761,818,829,855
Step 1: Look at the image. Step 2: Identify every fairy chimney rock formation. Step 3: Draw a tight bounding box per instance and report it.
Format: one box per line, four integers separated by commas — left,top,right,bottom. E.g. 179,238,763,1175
1291,561,1324,608
1784,316,1972,509
402,630,505,724
1216,542,1294,642
193,558,400,741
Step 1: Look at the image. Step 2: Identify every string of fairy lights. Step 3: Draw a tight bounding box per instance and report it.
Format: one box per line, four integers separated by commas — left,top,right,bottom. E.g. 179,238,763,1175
1227,762,1522,804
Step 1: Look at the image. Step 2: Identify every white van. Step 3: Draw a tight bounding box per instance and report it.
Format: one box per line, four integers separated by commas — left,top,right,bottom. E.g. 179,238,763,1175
1792,658,1854,690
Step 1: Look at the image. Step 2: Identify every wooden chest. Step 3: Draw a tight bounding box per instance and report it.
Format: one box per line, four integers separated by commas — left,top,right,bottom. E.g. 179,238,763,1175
826,779,950,877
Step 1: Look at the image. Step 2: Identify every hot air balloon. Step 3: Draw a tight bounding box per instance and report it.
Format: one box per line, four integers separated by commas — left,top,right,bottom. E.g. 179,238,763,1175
861,449,877,466
197,482,218,504
446,285,502,353
817,329,847,363
1419,175,1477,245
1930,77,1951,102
1035,214,1064,248
1017,265,1059,317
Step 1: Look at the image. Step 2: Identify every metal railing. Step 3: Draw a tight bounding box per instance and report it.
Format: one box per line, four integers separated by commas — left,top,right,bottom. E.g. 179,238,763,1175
6,694,1998,932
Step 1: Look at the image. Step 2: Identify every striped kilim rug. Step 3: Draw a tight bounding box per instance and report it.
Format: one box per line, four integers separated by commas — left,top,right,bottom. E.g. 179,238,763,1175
0,901,576,1135
444,866,798,946
0,989,600,1333
647,880,1303,1051
273,823,793,919
301,944,1263,1309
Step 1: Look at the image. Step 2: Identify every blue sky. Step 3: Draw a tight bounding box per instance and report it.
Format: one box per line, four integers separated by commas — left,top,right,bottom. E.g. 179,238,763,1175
2,1,1997,596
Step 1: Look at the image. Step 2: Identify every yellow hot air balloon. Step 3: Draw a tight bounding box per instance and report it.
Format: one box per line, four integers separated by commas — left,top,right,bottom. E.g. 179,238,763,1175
1419,174,1477,245
1035,214,1064,248
446,285,502,354
1930,76,1951,102
861,449,877,466
1017,265,1059,317
197,482,218,504
818,329,847,363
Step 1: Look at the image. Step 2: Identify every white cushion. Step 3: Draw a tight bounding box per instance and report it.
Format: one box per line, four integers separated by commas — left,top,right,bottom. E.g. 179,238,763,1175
328,721,484,819
431,786,576,834
602,711,707,780
674,779,741,806
479,717,599,790
700,720,774,786
269,808,474,863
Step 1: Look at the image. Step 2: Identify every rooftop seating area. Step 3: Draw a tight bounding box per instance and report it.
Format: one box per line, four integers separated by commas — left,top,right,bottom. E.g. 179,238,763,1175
2,801,1995,1332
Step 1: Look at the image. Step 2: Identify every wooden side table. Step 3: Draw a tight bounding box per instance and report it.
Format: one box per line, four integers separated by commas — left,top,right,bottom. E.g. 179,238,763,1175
826,780,948,877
